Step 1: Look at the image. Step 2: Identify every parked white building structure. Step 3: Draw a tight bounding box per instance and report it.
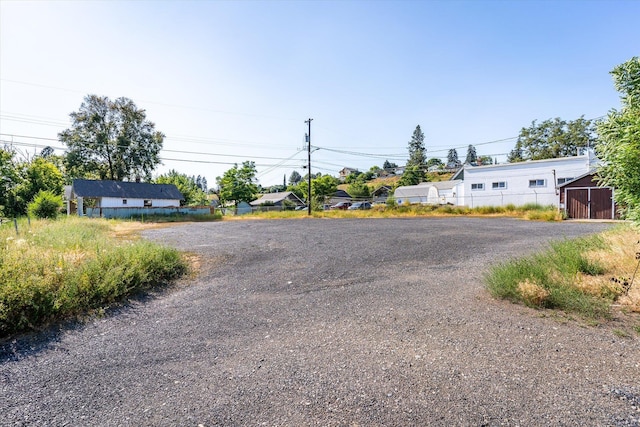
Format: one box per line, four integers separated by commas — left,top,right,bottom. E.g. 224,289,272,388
394,180,463,205
451,149,598,208
393,150,599,209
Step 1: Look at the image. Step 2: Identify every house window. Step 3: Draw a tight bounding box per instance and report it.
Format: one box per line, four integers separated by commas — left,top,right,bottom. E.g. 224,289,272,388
144,200,152,207
557,177,574,185
492,181,506,189
471,183,484,190
122,199,127,205
529,179,546,188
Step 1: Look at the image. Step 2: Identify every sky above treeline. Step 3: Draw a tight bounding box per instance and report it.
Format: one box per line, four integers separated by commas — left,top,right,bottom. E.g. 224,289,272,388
1,0,638,187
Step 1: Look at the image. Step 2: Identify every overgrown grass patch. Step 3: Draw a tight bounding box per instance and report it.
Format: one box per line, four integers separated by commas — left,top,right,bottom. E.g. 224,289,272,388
239,203,559,220
485,225,640,320
0,217,187,337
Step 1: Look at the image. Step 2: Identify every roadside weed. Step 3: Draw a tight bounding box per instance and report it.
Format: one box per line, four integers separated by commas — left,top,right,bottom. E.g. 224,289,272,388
0,217,186,337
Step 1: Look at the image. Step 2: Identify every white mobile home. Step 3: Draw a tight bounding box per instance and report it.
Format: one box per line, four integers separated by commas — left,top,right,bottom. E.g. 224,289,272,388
452,150,598,208
394,180,463,205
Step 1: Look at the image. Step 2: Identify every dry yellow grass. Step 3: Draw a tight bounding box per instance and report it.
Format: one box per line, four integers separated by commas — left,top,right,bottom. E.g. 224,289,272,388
517,279,550,306
578,226,640,312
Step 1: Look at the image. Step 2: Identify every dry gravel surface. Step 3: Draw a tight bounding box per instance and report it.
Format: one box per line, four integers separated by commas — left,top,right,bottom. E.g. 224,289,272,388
2,217,639,426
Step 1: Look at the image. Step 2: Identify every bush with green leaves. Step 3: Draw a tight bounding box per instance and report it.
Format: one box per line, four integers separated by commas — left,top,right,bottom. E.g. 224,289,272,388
27,190,63,219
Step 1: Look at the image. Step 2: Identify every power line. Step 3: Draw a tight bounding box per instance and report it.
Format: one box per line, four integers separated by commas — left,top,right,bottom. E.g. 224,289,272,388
0,78,300,122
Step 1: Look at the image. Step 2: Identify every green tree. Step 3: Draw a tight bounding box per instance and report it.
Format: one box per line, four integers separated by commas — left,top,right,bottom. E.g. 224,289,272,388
427,158,443,169
286,181,306,201
509,116,597,162
27,190,63,219
59,95,164,181
447,149,460,168
507,144,524,162
344,171,362,184
155,170,208,206
465,144,477,164
383,160,398,171
0,149,21,216
407,125,427,168
398,165,424,186
347,177,371,199
289,170,302,185
216,161,258,207
596,56,640,221
477,155,493,166
13,157,65,216
311,174,339,206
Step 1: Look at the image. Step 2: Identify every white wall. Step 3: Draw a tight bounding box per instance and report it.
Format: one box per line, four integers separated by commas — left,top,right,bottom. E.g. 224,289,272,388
98,197,180,208
460,154,594,208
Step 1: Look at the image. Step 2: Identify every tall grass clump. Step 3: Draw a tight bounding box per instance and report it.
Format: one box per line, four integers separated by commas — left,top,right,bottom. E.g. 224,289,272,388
0,217,186,336
485,234,611,319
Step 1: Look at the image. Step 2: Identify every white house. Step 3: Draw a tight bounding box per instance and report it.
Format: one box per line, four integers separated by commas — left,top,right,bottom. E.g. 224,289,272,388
250,191,305,207
451,149,598,208
394,180,463,205
71,179,183,215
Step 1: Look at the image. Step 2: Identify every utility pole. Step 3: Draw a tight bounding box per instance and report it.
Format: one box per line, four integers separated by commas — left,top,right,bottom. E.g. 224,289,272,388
305,118,313,216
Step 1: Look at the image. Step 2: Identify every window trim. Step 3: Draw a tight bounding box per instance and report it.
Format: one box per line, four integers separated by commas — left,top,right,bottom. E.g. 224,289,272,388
122,199,128,205
528,179,546,188
557,177,574,185
492,181,506,190
471,183,485,191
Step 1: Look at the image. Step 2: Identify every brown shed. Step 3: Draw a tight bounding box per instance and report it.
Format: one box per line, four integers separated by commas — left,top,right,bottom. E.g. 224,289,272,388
558,172,617,220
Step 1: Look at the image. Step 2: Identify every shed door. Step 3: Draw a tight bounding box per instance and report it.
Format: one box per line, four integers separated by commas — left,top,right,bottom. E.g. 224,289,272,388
566,188,614,219
590,188,613,219
566,189,589,219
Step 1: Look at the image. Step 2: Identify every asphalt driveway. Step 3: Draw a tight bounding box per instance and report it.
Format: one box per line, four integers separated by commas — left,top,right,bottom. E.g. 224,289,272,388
2,217,638,426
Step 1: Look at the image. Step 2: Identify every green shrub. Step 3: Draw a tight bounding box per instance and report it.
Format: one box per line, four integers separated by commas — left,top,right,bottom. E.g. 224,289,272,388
27,190,63,219
485,235,611,319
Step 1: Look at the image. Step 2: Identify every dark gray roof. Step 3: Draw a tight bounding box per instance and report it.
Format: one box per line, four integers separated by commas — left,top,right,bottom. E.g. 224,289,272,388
334,189,352,199
72,179,184,200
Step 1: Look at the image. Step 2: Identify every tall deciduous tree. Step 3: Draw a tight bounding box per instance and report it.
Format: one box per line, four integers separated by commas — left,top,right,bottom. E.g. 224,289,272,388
216,161,258,207
596,56,640,221
59,95,164,181
508,116,597,162
155,170,208,206
311,174,339,205
407,125,427,169
289,170,302,185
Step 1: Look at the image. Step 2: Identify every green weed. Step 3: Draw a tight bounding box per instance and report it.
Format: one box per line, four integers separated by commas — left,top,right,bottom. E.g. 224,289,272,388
0,217,186,337
485,235,612,319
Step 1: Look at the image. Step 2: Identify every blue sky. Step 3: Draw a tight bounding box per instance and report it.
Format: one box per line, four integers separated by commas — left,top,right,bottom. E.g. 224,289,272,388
1,0,638,187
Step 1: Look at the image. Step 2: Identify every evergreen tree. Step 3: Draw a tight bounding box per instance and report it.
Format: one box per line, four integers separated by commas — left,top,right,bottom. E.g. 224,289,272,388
407,125,427,168
465,145,477,164
447,149,460,168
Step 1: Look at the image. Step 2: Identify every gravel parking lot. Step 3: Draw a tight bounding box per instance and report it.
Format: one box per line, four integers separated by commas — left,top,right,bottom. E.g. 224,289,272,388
2,217,639,426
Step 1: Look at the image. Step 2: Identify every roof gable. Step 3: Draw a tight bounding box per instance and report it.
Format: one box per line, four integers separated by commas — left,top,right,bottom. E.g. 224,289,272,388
250,191,304,206
72,180,184,200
